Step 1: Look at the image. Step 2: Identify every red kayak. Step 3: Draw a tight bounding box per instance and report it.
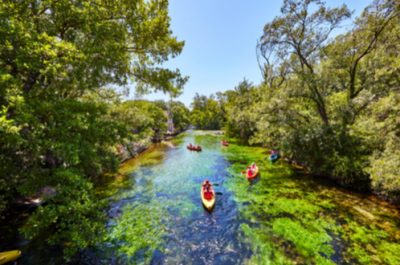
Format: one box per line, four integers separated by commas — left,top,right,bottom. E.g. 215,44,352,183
221,140,229,146
187,145,202,151
246,164,259,180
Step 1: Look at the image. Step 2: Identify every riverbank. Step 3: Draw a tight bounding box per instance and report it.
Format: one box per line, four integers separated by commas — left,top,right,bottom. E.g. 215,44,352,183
117,130,186,162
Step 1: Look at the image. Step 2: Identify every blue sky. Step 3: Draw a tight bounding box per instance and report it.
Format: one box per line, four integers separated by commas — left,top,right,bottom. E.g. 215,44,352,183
139,0,372,106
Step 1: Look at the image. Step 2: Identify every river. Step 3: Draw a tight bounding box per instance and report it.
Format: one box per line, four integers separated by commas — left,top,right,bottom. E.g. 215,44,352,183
1,131,400,264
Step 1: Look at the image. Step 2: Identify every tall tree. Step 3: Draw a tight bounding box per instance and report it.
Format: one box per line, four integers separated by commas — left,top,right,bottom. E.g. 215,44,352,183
0,0,187,258
223,79,259,143
252,0,400,189
190,93,225,130
258,0,351,125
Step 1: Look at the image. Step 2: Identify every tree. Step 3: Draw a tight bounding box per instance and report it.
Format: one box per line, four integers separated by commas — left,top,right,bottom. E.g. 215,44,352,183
0,0,186,259
170,101,190,132
252,0,400,189
223,79,259,143
360,93,400,202
114,100,168,143
190,93,225,130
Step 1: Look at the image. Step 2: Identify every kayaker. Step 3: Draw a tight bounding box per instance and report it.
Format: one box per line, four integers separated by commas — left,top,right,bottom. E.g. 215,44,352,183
202,180,213,200
271,149,279,155
203,180,211,191
204,190,213,200
247,167,253,176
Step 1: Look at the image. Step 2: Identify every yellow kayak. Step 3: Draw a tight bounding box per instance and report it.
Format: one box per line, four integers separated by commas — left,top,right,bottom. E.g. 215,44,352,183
200,181,216,211
0,250,21,265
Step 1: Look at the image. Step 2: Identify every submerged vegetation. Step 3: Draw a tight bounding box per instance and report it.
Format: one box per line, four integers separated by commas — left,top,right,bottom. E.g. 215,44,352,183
191,0,400,202
74,132,400,264
1,0,399,263
221,139,400,265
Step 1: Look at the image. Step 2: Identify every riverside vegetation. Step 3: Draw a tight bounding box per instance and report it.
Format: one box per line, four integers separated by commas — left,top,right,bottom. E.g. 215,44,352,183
0,0,189,259
192,0,400,203
0,0,399,264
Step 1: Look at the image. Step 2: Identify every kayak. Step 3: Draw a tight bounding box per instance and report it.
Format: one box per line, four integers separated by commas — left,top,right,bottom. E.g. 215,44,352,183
269,153,280,162
221,141,229,146
246,165,259,180
13,196,43,210
0,250,21,265
200,181,216,210
187,145,202,151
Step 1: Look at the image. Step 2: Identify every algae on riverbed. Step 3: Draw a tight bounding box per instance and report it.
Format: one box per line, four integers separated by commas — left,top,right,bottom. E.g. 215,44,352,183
221,139,400,265
18,131,395,265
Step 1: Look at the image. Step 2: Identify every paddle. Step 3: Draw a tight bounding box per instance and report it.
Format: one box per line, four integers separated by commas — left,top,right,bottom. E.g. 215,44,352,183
215,192,223,195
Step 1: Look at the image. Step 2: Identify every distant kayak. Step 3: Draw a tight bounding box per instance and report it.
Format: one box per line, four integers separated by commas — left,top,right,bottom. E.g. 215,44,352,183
269,153,280,162
187,145,202,151
13,196,44,210
246,164,259,180
221,140,229,146
200,181,216,210
0,250,21,265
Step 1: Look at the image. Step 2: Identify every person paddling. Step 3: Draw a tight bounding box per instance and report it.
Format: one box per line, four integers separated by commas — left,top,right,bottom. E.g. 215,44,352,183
201,180,216,210
203,180,211,191
247,166,253,176
202,180,213,200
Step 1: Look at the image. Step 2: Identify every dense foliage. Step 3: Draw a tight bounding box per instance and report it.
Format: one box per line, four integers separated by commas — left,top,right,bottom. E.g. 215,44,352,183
220,79,261,143
190,93,225,130
192,0,400,201
154,100,191,133
0,0,187,259
118,100,168,142
254,0,400,197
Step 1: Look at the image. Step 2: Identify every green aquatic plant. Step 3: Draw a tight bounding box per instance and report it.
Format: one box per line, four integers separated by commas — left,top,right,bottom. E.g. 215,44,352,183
341,220,400,265
272,218,334,265
108,202,168,265
267,198,320,217
167,198,199,218
378,242,400,265
241,223,292,265
97,132,400,264
221,139,400,264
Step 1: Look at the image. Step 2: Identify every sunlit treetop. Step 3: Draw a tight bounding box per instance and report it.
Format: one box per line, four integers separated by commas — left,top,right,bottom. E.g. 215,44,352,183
0,0,187,99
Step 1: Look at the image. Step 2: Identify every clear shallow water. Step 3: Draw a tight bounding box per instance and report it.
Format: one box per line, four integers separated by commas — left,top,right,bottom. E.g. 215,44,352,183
1,130,400,264
101,131,252,265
